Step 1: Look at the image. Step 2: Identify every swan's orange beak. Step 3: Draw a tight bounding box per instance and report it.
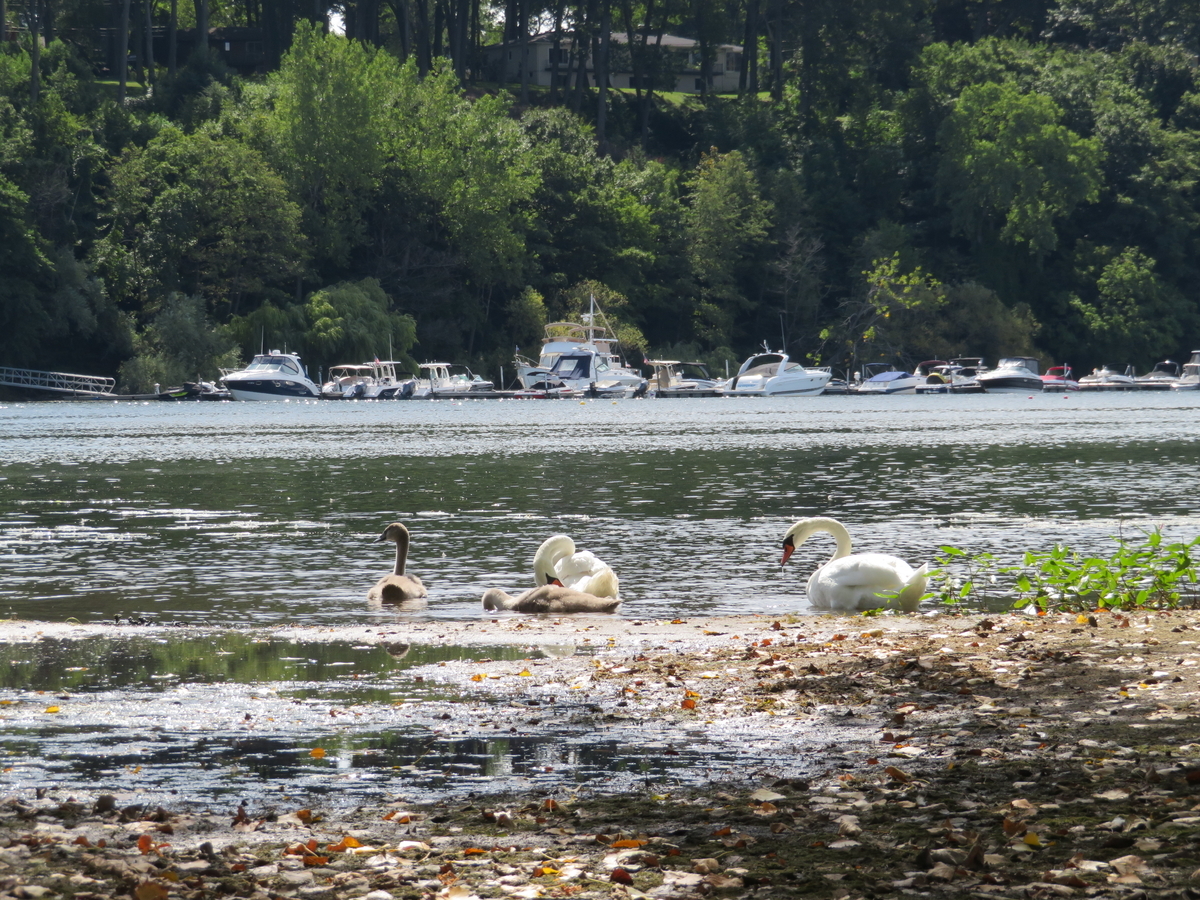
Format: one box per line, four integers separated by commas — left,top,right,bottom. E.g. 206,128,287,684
780,535,795,566
549,577,564,587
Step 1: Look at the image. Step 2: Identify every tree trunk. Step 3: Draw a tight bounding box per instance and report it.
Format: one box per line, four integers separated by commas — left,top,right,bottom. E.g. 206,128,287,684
745,0,758,95
145,0,155,85
118,0,131,102
195,0,208,57
169,0,177,74
29,0,40,103
549,0,563,102
596,0,609,152
769,0,781,101
518,0,529,102
0,0,7,56
414,0,431,73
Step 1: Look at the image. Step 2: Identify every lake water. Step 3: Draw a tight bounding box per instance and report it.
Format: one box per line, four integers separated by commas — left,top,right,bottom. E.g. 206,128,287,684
3,391,1198,625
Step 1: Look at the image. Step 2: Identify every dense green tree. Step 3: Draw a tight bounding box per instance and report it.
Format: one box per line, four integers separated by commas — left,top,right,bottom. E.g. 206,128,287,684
93,125,305,319
935,81,1102,258
683,148,772,348
118,292,240,392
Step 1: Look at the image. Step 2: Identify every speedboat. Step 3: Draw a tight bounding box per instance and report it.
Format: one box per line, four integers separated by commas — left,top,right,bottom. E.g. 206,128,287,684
647,360,723,397
1040,365,1080,392
1172,352,1200,391
857,361,944,395
724,350,832,396
947,357,988,393
322,360,414,399
1078,365,1137,391
975,356,1042,393
221,350,321,400
515,296,646,397
1134,360,1180,391
410,363,494,399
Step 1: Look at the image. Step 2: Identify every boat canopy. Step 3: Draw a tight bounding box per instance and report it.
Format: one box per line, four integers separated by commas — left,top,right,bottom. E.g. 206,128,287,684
867,370,911,383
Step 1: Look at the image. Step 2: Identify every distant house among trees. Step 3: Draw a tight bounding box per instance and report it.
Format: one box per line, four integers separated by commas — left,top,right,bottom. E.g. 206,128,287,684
91,25,269,77
484,32,743,95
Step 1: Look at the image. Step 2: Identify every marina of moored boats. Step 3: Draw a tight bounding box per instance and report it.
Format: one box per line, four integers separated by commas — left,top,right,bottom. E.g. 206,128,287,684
11,336,1200,403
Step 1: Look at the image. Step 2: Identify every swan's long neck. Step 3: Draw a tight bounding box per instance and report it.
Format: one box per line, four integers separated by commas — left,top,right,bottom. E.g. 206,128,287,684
821,520,853,562
393,530,410,576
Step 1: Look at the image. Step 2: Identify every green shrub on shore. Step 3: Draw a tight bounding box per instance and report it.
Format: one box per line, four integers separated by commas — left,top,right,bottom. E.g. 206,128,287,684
928,530,1200,613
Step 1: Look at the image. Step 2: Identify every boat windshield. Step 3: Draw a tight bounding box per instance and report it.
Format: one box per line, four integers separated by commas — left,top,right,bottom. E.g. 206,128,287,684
247,355,300,374
552,354,594,380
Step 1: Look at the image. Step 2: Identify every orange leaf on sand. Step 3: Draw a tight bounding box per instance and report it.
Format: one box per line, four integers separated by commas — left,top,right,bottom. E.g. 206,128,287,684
611,839,646,849
137,835,155,854
302,855,329,867
295,809,315,824
610,868,634,885
470,674,485,682
681,698,697,710
884,766,912,783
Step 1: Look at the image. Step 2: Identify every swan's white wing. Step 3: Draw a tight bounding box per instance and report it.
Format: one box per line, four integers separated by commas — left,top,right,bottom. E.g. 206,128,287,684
554,550,620,598
808,553,917,611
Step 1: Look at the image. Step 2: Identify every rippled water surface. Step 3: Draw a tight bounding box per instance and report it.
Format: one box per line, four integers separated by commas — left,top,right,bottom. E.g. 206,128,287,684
2,392,1199,624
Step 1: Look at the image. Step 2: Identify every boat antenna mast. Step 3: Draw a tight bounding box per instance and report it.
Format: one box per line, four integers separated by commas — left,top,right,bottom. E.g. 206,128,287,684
588,293,631,367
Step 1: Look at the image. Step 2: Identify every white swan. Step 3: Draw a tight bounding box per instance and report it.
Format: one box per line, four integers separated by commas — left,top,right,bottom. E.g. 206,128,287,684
532,534,620,599
482,585,621,614
780,517,928,612
367,522,428,604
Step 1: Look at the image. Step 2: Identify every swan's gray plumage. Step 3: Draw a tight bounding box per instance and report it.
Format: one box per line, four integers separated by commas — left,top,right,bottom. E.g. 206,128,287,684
368,522,427,603
482,585,621,614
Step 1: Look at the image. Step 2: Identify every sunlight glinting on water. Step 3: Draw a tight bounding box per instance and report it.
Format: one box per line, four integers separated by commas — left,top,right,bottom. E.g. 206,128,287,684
2,392,1199,624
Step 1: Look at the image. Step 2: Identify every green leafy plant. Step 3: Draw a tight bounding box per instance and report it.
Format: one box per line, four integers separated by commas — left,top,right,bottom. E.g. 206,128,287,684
926,531,1199,613
925,546,1003,608
1011,530,1200,613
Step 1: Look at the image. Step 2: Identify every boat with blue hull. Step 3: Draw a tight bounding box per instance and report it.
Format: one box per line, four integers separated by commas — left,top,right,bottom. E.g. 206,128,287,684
221,351,321,401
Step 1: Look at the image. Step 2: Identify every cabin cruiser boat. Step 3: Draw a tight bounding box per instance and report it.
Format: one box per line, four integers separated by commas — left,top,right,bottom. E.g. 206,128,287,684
975,356,1042,393
1134,360,1181,390
724,350,832,396
1078,365,1137,391
410,363,494,399
542,349,648,397
1172,352,1200,391
221,350,321,400
321,360,413,399
515,297,646,397
647,360,723,397
1040,365,1080,392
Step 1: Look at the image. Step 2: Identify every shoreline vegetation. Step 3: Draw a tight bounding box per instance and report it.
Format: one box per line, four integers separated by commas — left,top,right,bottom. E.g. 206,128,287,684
4,607,1200,898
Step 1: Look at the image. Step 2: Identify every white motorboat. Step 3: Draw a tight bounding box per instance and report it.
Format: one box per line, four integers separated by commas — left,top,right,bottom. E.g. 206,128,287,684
515,297,646,397
1171,352,1200,391
647,360,723,397
724,350,832,396
975,356,1042,393
221,350,321,401
1078,365,1137,391
858,361,944,394
1134,360,1180,391
321,360,414,399
946,357,987,393
410,363,494,399
1040,365,1080,392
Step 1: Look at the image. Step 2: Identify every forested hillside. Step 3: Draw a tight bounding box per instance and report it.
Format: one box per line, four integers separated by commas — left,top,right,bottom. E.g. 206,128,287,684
1,0,1199,391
